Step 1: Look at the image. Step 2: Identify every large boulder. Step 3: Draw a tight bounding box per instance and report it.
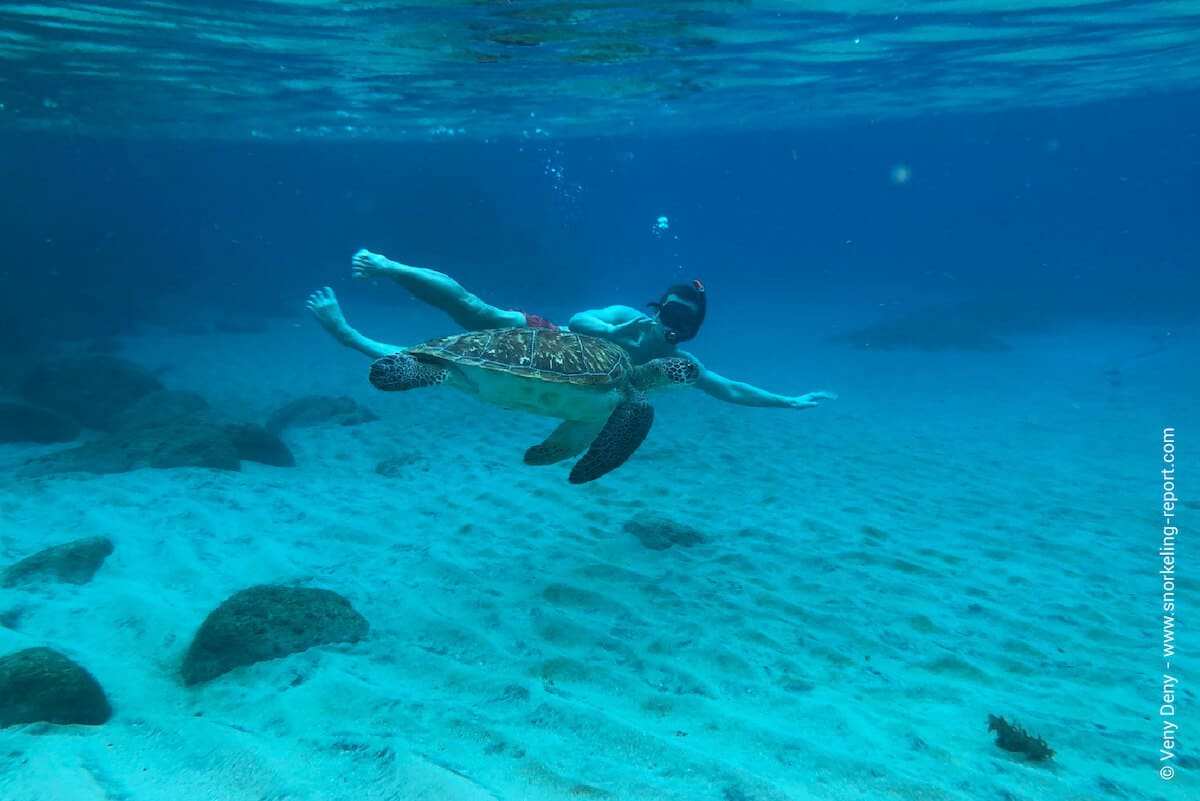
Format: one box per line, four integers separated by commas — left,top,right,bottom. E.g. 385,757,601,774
14,367,296,476
0,399,80,443
825,308,1012,352
265,395,379,434
181,585,369,685
0,647,111,727
20,420,241,475
226,424,296,467
108,390,212,432
19,421,294,476
19,355,163,430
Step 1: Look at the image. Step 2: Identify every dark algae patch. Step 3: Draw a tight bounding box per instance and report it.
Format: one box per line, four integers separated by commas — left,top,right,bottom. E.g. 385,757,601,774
987,714,1054,762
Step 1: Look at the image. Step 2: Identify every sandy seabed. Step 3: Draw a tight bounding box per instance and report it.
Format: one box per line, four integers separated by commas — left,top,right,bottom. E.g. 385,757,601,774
0,304,1195,801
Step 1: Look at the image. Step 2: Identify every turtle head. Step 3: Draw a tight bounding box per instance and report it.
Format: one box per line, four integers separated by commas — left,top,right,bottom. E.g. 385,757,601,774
632,356,699,392
370,352,449,391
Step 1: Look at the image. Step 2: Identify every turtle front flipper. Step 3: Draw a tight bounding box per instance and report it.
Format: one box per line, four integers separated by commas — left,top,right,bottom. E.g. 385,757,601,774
525,419,604,465
370,353,449,391
568,400,653,484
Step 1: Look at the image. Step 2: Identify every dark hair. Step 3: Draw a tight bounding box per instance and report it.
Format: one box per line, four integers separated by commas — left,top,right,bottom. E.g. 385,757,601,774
648,279,706,343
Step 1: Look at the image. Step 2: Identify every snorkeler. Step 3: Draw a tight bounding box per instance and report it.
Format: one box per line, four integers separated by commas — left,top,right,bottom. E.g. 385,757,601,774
306,248,834,410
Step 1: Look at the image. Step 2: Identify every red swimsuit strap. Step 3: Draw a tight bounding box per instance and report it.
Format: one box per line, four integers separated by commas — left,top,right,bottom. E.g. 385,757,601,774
523,312,557,330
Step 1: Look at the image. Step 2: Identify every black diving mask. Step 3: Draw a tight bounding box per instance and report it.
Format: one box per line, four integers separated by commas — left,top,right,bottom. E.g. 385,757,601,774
648,279,706,343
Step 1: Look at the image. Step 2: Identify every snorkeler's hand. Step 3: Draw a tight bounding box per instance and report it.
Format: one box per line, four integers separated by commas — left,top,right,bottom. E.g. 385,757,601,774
786,390,838,409
614,317,658,346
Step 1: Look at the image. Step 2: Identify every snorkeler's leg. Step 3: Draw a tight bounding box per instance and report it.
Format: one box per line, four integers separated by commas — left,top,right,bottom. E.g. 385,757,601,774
351,248,525,331
306,287,401,360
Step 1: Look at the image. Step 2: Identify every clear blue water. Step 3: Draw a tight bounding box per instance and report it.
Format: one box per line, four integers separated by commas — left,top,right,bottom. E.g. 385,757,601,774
1,2,1197,345
0,0,1197,343
0,2,1196,798
3,97,1198,344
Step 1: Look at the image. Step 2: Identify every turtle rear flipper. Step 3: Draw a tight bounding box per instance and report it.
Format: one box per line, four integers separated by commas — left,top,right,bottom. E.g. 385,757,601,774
568,401,653,484
370,354,449,391
525,419,604,465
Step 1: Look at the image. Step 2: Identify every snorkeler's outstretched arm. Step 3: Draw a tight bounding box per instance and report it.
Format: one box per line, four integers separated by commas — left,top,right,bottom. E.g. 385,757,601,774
568,305,654,349
680,350,837,409
306,287,403,360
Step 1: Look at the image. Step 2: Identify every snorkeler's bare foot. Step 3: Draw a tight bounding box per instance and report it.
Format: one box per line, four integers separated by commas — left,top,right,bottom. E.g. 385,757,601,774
351,248,405,280
305,286,353,336
787,390,838,409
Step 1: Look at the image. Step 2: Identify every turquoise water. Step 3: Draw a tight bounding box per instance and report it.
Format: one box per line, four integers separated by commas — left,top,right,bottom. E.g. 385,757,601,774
0,2,1197,800
3,1,1200,139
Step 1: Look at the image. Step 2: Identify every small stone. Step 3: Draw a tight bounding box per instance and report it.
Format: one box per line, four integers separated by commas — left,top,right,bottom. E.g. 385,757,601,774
623,516,706,550
3,536,114,588
375,452,423,477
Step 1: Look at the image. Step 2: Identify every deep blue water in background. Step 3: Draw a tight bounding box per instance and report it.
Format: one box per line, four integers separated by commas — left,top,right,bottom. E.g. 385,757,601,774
1,90,1196,347
0,5,1197,794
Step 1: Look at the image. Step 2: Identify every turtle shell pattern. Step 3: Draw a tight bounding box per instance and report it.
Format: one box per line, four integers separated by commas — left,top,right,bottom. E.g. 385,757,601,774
408,328,630,386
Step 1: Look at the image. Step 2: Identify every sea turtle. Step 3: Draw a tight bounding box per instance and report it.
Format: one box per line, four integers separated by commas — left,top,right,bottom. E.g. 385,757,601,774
368,327,699,483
